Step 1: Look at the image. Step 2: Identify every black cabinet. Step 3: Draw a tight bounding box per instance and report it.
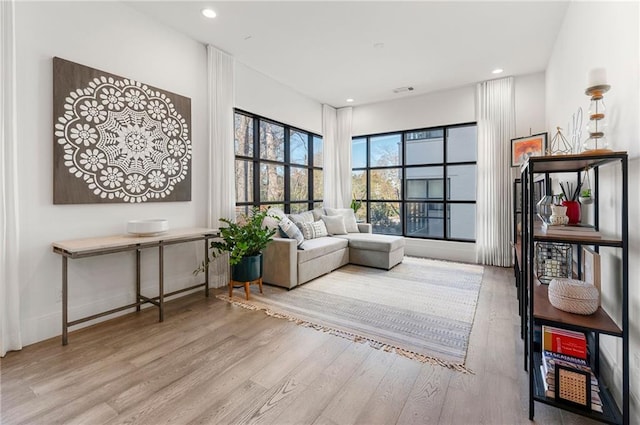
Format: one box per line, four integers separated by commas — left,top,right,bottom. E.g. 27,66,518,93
520,152,629,424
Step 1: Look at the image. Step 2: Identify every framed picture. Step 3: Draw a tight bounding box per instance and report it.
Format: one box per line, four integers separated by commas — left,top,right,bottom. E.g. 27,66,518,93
554,364,591,410
583,247,601,305
511,133,547,167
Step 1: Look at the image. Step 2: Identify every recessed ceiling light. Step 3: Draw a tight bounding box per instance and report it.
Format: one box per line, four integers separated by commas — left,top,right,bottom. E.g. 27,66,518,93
373,42,385,49
201,8,217,19
346,98,354,103
492,68,504,74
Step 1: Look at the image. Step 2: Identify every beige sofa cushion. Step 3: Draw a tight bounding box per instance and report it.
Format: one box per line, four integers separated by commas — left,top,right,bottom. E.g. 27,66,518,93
298,237,348,263
333,233,404,252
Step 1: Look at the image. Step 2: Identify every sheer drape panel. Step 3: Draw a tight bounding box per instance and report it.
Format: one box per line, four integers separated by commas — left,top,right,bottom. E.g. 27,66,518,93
207,45,235,288
1,0,22,356
475,77,515,267
322,105,352,209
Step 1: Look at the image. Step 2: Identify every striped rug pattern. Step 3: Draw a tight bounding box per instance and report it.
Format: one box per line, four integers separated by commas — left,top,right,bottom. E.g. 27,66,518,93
217,257,484,372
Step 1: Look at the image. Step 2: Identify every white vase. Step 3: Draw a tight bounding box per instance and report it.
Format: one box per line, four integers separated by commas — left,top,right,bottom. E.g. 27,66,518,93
549,205,569,225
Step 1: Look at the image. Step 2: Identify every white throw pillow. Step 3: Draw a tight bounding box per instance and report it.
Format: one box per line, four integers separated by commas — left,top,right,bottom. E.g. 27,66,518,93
297,220,328,240
279,216,304,246
321,215,347,235
325,208,359,233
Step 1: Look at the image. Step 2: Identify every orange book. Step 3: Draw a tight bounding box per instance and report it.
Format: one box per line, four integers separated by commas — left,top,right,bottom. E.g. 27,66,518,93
542,326,587,359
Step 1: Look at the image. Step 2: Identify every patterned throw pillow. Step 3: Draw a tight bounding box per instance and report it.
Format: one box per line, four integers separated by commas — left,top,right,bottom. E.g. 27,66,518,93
325,208,359,233
296,220,328,240
321,215,347,235
278,216,304,246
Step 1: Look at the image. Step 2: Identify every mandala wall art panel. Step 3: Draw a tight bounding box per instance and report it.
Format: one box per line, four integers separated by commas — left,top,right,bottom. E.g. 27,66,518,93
53,57,192,204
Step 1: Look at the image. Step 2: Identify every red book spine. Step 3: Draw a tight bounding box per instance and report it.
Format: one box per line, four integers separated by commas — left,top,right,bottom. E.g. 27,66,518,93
542,326,587,359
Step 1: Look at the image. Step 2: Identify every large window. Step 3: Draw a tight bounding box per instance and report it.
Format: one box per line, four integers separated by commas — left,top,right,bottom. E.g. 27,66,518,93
352,123,477,241
235,110,322,215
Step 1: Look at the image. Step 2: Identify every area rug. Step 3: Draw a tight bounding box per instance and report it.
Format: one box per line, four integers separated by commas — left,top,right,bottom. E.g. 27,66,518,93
217,257,484,373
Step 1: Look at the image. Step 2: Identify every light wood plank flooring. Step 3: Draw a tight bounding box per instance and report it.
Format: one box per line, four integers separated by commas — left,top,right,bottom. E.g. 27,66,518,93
1,265,599,424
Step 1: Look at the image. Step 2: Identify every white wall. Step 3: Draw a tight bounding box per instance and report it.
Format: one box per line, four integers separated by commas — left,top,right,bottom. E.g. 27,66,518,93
545,1,640,418
352,75,546,262
235,62,323,135
15,1,209,345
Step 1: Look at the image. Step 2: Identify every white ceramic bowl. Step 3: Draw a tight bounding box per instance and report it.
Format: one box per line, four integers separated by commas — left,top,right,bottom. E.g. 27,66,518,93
127,219,169,236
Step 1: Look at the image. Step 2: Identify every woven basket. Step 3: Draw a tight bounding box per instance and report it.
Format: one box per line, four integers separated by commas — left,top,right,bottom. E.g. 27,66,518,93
548,278,599,315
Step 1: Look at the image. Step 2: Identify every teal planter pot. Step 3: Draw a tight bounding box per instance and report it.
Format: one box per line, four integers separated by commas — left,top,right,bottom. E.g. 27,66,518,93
231,254,262,282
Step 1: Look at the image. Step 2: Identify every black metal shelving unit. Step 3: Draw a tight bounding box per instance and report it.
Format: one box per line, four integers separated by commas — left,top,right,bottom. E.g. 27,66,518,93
520,152,629,425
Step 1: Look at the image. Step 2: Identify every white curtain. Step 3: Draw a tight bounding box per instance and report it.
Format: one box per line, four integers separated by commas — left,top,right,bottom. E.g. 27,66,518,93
207,45,236,225
322,105,352,209
475,77,515,267
1,0,22,356
206,45,235,288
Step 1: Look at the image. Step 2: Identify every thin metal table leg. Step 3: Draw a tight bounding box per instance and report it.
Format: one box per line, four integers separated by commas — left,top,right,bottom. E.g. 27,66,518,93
62,256,68,346
159,244,164,322
136,249,141,311
204,238,209,297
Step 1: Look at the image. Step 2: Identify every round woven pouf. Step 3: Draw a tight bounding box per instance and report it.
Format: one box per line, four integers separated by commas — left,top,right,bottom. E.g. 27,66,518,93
548,278,599,315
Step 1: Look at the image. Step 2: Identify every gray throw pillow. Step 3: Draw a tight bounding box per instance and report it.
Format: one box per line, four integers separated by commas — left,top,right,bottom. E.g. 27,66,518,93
297,220,328,240
321,215,347,235
279,216,304,246
262,207,285,231
288,211,315,224
325,208,359,233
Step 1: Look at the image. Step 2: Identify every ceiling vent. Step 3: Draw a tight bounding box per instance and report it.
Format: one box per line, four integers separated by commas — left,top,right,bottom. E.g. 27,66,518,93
393,86,414,94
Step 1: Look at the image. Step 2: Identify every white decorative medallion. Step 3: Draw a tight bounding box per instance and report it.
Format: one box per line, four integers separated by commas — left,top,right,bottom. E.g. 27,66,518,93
53,57,192,204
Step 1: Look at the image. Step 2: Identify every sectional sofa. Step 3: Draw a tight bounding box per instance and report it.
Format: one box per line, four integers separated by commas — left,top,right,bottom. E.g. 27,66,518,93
262,208,405,289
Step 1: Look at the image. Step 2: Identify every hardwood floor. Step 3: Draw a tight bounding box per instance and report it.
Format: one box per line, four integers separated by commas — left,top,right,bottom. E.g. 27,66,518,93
1,265,599,424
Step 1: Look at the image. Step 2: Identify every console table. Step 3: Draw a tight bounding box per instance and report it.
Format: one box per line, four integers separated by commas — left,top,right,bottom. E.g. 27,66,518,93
52,227,218,345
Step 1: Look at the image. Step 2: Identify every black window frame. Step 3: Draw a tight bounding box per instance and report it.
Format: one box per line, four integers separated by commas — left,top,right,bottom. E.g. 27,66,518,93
234,109,323,214
352,122,477,242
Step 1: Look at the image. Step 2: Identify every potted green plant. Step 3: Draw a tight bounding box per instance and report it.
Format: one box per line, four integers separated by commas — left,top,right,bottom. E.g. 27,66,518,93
195,208,278,282
579,189,593,205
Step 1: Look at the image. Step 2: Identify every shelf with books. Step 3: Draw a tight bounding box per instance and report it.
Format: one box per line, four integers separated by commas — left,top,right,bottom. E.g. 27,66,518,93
520,151,629,424
533,352,623,425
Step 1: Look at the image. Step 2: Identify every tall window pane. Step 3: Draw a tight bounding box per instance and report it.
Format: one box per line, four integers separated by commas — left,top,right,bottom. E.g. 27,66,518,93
405,167,443,200
406,202,444,238
448,164,476,201
352,170,367,200
370,134,401,166
235,159,253,203
260,121,284,161
235,114,253,157
370,168,401,200
290,130,308,165
313,136,323,167
290,166,308,201
313,170,323,200
260,163,284,202
448,204,476,240
405,129,443,165
370,202,401,235
447,126,477,163
352,137,367,168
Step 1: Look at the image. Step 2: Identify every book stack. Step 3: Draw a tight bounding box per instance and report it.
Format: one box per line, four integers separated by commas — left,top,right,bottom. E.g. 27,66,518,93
541,222,601,238
539,326,602,412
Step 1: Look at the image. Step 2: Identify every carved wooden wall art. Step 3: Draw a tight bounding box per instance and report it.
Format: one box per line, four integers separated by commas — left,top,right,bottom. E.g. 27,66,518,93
53,57,192,204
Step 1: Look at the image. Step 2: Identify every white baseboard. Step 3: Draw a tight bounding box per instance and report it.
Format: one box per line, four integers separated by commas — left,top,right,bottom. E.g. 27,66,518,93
404,238,476,263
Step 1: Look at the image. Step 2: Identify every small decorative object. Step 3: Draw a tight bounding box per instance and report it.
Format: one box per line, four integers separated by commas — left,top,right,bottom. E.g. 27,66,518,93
578,170,593,204
583,68,612,154
127,219,169,236
536,242,572,284
548,277,600,315
549,127,572,155
537,194,563,224
555,364,591,409
549,204,569,225
559,181,582,224
569,107,583,153
511,133,548,167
